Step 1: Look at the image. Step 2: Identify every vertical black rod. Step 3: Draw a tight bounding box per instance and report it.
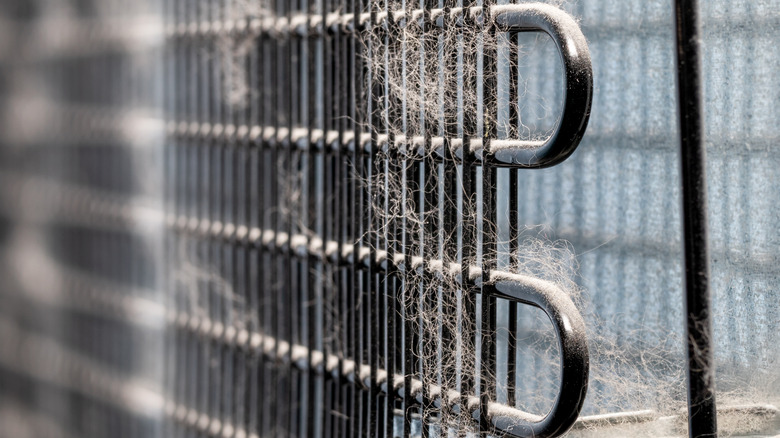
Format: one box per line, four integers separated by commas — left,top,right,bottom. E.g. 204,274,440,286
441,0,458,428
256,4,270,432
347,0,361,434
480,4,498,432
321,2,336,435
203,0,216,429
403,2,420,435
335,0,349,431
244,14,260,436
335,6,347,428
673,1,717,437
384,4,405,436
383,4,403,436
306,0,322,435
216,1,229,431
506,33,520,409
285,1,300,433
421,2,437,436
459,1,482,432
269,0,284,432
365,2,380,437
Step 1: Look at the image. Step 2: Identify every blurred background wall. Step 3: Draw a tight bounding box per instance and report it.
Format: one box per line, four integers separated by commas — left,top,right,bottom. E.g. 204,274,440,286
0,1,166,437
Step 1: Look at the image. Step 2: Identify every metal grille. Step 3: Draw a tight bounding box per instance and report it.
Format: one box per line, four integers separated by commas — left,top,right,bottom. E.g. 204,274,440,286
163,1,595,437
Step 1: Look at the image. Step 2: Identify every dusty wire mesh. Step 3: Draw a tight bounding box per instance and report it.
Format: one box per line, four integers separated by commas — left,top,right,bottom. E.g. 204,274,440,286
161,0,780,437
163,1,595,437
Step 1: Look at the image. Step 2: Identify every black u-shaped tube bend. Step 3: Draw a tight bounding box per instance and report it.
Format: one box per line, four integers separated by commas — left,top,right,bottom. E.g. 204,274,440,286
482,271,589,438
486,4,593,168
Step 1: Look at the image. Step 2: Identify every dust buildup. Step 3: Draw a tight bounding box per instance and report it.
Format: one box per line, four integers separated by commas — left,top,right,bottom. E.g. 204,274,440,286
363,2,684,434
364,3,572,433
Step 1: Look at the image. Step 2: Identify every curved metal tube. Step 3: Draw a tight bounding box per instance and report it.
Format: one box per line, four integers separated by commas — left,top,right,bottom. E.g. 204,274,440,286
486,4,593,168
482,271,589,438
